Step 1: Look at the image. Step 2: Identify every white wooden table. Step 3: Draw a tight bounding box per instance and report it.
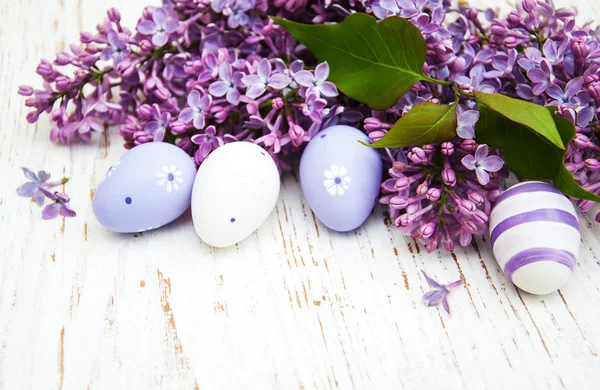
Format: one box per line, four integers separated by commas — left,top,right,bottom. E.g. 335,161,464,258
1,1,600,389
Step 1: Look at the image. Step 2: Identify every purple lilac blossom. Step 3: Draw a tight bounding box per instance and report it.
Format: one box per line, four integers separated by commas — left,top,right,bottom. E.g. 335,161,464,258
20,2,343,169
241,58,292,99
461,145,505,186
191,125,236,164
179,90,212,130
137,8,180,47
100,30,130,64
144,104,170,141
421,270,463,314
42,192,77,220
293,62,339,98
17,167,54,206
455,107,479,140
208,62,242,105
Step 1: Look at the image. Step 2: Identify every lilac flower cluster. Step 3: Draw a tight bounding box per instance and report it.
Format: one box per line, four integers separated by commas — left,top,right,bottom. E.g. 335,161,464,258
20,2,355,172
362,0,600,251
378,138,505,253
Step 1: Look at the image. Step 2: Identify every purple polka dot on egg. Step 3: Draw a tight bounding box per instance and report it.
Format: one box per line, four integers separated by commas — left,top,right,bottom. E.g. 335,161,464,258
230,217,236,223
125,197,132,204
260,152,265,156
320,134,326,138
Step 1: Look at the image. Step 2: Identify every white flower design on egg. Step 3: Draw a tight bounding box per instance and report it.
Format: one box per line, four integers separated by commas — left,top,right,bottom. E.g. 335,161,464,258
156,165,183,193
233,171,267,202
324,165,351,196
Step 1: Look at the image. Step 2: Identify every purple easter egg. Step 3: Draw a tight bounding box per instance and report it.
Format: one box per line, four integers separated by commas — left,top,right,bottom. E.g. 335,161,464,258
300,125,382,232
93,142,197,233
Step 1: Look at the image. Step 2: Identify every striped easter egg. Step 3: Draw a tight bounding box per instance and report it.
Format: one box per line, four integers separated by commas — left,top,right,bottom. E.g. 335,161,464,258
489,181,581,295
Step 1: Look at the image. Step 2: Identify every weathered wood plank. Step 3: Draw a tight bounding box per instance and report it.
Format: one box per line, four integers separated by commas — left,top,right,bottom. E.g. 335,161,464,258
1,0,599,389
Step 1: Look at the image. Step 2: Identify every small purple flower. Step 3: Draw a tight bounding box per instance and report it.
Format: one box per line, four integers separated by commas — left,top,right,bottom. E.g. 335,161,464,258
210,0,229,12
455,63,499,93
527,59,555,95
483,49,516,78
17,167,55,206
179,90,212,130
456,108,479,139
144,104,170,141
370,0,400,19
518,47,543,71
85,91,122,119
302,93,327,123
422,270,463,315
386,0,423,18
227,0,253,28
208,62,241,105
515,84,546,105
137,8,180,47
412,12,441,34
461,144,504,185
42,191,76,220
63,115,105,139
543,38,568,64
575,105,596,127
252,114,290,154
242,59,292,99
191,125,224,162
293,62,338,98
100,30,129,65
198,50,221,83
546,77,583,105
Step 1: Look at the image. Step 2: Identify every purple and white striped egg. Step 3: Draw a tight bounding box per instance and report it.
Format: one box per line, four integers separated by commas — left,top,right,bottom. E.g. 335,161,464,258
489,181,581,295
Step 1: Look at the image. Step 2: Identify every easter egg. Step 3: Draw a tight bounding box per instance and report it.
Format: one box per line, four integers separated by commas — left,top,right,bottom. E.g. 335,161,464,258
191,142,280,248
93,142,196,233
489,181,581,295
300,125,382,232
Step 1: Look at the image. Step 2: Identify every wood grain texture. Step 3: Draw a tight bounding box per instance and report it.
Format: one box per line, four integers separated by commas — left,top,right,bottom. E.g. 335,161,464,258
1,0,600,389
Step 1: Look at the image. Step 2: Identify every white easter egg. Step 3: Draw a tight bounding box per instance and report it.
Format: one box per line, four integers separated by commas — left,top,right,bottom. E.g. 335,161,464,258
191,142,280,247
489,181,581,295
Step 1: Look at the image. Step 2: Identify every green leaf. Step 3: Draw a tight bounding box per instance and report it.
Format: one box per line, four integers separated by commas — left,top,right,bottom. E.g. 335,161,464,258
476,103,562,180
367,102,457,148
272,13,428,110
476,97,600,203
474,91,564,150
548,108,600,202
554,165,600,202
